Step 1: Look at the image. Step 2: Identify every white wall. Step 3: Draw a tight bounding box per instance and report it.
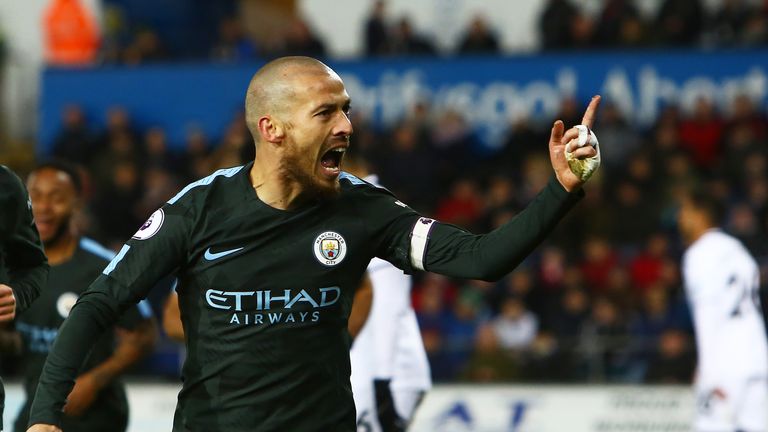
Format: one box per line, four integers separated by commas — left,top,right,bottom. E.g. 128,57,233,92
0,0,102,141
299,0,548,57
299,0,745,58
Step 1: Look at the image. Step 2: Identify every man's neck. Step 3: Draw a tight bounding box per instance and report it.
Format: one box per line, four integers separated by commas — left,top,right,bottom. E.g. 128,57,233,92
45,232,78,266
250,156,306,211
687,224,717,247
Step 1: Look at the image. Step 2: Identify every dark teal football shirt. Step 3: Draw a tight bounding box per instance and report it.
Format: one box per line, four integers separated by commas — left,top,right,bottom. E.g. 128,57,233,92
29,162,581,431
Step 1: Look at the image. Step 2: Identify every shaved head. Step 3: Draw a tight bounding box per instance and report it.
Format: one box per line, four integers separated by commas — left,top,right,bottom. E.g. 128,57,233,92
245,56,340,143
244,56,353,206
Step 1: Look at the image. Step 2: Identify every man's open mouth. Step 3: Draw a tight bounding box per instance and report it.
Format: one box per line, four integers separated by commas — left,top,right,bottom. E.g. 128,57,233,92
320,146,346,176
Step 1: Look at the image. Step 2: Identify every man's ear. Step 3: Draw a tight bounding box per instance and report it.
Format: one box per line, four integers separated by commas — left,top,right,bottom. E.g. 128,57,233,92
257,115,285,144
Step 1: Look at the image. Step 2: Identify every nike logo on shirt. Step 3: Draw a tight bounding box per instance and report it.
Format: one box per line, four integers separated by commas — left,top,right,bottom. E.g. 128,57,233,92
204,247,244,261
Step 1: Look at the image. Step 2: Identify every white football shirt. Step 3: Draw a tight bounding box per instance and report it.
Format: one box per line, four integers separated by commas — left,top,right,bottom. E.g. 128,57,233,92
683,229,768,380
350,175,431,429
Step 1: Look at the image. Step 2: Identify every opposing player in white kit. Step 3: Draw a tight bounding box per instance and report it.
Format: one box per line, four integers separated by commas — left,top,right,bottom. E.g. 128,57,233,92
346,152,431,432
678,190,768,432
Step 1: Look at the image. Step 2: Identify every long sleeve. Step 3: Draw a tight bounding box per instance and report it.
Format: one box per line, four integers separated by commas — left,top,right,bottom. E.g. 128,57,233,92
0,166,48,310
420,177,583,281
371,176,583,282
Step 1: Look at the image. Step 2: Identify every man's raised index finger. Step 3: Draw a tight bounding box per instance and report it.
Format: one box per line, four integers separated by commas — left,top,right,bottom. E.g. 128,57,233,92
581,95,601,128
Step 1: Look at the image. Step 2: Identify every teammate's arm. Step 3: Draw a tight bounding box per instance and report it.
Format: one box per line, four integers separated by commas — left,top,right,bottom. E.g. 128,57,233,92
348,274,373,341
27,203,192,430
63,316,157,417
162,291,184,343
0,169,49,321
0,328,21,354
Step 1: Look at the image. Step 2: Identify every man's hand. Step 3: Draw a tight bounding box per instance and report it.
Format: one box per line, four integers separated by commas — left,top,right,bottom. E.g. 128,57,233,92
549,95,601,192
26,425,62,432
0,284,17,322
63,372,101,417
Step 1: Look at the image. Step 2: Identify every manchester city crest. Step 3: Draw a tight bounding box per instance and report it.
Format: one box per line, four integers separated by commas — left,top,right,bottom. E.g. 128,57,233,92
313,231,347,266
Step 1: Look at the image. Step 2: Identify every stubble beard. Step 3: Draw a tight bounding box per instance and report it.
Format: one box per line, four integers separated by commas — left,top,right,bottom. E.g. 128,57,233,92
281,150,340,202
42,216,72,249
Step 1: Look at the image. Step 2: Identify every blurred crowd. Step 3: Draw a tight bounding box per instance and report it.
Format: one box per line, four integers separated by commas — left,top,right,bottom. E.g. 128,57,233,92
44,0,768,67
41,90,768,384
540,0,768,50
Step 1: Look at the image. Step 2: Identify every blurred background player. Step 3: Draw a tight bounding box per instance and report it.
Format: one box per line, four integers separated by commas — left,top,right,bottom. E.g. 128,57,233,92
345,148,432,432
678,188,768,432
0,165,49,431
3,161,156,432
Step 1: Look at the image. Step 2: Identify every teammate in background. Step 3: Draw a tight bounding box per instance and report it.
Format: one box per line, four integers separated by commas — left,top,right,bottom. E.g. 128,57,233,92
345,150,431,432
27,57,601,432
678,189,768,432
0,165,49,431
10,162,156,432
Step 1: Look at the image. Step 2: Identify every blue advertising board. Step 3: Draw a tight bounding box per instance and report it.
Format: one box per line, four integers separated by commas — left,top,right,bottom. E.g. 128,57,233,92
39,49,768,154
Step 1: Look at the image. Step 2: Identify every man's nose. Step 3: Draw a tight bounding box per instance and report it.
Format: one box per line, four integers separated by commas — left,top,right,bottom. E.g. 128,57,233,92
334,112,353,138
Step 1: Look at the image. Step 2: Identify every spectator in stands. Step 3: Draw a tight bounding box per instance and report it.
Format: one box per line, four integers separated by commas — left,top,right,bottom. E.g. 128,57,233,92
548,287,590,349
706,0,754,46
521,331,576,382
678,97,724,171
627,286,679,365
143,126,179,173
539,0,580,50
390,17,436,56
52,105,94,166
629,234,670,293
580,296,629,381
457,15,500,55
579,236,619,293
610,180,659,246
440,291,483,380
594,101,641,173
94,107,139,155
91,160,143,248
482,175,516,219
741,5,768,45
461,324,519,382
491,296,538,351
568,13,597,49
430,109,479,188
122,28,167,65
414,274,455,380
536,247,567,293
644,329,695,383
134,167,179,224
279,18,326,58
495,268,547,320
211,16,257,62
727,94,767,141
655,0,704,45
727,202,764,252
180,127,211,182
554,96,586,132
207,114,252,171
364,0,389,56
43,0,100,66
377,122,437,209
594,0,642,48
497,117,547,174
434,178,484,229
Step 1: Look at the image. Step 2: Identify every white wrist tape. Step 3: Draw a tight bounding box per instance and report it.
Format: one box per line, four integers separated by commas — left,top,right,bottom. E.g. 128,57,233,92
565,125,601,181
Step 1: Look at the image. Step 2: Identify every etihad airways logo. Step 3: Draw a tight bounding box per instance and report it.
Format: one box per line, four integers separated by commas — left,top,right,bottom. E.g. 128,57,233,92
206,287,341,326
